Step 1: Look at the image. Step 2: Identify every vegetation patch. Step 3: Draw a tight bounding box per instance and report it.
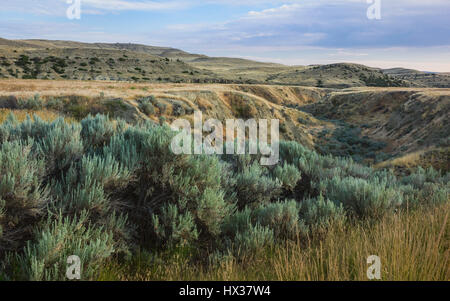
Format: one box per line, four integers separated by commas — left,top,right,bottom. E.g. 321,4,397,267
0,113,447,280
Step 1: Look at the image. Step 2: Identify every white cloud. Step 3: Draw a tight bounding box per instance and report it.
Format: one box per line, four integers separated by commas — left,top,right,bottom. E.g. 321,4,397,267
82,0,188,11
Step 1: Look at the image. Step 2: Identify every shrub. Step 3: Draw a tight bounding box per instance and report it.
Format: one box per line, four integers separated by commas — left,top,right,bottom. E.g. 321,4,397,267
0,140,47,252
53,180,107,214
0,113,447,279
233,224,274,256
0,96,19,109
16,212,115,280
417,183,449,206
156,102,167,115
18,94,43,110
196,188,234,237
102,132,140,174
152,204,198,248
401,167,444,189
45,98,64,111
36,118,83,175
253,200,305,241
139,99,155,116
299,194,346,230
234,162,281,208
221,208,252,238
279,141,311,165
272,163,302,191
78,154,131,190
172,103,185,116
81,114,116,150
318,176,403,218
229,94,257,119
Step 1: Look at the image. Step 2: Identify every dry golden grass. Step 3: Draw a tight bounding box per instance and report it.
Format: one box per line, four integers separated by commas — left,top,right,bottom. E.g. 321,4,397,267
375,147,450,173
272,204,449,281
0,109,76,123
98,203,449,281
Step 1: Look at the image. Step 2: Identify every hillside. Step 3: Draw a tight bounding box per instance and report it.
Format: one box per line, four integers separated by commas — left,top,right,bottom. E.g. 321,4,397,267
382,68,450,88
1,79,448,172
2,38,444,88
265,63,412,88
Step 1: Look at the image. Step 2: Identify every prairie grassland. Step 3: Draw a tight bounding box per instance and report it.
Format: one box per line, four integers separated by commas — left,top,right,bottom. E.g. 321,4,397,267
0,108,76,123
98,203,449,281
375,148,450,173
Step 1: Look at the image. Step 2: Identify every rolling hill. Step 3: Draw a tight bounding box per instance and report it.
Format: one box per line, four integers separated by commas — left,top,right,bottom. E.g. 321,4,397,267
2,38,448,88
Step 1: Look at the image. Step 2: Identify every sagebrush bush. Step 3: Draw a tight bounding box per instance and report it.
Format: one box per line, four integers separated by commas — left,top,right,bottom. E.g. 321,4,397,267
138,99,155,116
253,200,305,241
318,176,403,218
272,163,302,191
299,194,346,230
152,204,199,248
234,162,281,208
196,188,234,237
0,139,48,253
233,224,274,257
401,167,446,189
221,208,253,239
81,114,116,150
18,94,43,110
16,212,115,281
36,118,83,175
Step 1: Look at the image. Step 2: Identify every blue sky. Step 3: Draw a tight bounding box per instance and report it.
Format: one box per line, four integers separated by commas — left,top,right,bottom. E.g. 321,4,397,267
1,0,449,71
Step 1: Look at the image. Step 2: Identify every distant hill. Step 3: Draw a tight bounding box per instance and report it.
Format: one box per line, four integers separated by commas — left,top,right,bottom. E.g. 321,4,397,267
0,38,448,88
265,63,412,88
382,67,450,88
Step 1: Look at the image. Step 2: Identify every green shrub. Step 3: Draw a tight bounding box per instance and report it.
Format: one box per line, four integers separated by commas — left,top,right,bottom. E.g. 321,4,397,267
45,98,64,111
0,140,47,252
272,163,302,191
36,118,83,175
0,95,19,109
401,167,444,189
300,194,346,230
81,114,116,150
16,212,115,280
18,94,43,110
253,200,305,241
138,99,155,116
234,162,281,208
172,103,185,116
102,132,140,174
196,188,234,237
416,183,449,206
78,154,131,190
156,102,167,115
152,204,198,248
233,224,274,256
318,176,403,218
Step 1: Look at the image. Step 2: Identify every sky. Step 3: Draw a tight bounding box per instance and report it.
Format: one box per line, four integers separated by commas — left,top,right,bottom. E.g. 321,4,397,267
1,0,449,72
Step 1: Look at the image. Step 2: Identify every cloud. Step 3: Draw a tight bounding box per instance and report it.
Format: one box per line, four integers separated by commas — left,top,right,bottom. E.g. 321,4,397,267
0,0,189,16
82,0,188,11
1,0,449,71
